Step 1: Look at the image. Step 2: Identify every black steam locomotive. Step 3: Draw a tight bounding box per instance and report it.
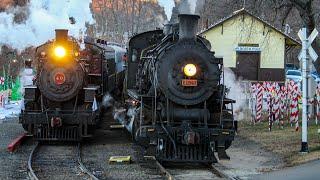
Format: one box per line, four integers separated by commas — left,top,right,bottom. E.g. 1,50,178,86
120,14,236,163
20,29,125,141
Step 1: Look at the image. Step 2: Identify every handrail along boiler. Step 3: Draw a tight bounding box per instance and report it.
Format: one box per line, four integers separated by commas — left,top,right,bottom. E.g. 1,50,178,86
122,14,236,163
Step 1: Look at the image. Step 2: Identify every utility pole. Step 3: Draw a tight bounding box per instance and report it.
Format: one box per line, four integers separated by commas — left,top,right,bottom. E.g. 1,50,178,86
298,27,318,153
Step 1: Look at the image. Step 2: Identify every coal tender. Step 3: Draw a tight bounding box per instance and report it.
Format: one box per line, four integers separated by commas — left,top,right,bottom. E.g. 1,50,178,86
120,14,236,163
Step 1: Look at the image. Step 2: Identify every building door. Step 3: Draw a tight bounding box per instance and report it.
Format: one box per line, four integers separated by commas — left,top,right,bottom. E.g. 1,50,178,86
236,52,260,81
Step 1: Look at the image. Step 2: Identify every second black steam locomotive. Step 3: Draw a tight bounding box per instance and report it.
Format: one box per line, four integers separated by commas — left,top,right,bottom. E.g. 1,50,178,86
117,14,236,163
20,29,125,141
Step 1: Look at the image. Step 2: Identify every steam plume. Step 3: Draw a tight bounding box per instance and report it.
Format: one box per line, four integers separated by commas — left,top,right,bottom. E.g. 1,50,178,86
179,0,205,14
168,0,205,23
223,68,247,119
0,0,94,50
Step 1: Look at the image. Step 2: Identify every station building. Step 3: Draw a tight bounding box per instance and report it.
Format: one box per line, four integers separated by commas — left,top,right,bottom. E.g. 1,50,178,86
200,9,301,82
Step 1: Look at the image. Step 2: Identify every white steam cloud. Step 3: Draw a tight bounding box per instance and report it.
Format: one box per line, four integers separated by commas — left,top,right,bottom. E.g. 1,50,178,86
179,0,205,15
223,68,246,113
0,0,94,50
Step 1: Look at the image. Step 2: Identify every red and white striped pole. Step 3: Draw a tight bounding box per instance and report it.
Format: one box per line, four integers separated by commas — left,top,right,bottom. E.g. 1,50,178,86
280,86,287,128
256,83,264,122
287,80,295,123
267,92,273,131
274,83,281,122
290,85,300,131
280,86,287,118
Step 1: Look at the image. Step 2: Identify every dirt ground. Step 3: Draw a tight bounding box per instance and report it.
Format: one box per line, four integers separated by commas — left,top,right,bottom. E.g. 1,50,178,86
218,135,284,179
0,118,34,180
238,121,320,167
215,119,320,179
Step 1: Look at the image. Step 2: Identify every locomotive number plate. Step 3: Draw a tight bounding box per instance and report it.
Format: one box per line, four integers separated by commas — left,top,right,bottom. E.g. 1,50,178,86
54,72,66,85
181,79,198,87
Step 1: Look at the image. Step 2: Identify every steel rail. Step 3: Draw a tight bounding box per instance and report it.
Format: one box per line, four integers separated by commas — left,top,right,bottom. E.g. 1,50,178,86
145,156,174,180
28,142,99,180
77,143,100,180
146,156,239,180
211,163,239,180
27,142,39,180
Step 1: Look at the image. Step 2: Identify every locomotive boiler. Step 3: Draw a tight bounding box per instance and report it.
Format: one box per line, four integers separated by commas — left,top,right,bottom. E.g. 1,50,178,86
120,14,236,163
20,29,125,141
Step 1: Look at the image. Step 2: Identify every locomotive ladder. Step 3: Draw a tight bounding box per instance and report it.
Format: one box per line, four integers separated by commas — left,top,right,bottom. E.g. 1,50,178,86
221,99,235,129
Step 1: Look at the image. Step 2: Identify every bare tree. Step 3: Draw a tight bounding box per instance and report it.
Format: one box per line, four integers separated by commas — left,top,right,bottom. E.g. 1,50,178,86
91,0,166,43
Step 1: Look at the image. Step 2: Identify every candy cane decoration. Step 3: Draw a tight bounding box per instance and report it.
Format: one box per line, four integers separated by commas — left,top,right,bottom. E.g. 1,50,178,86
256,83,264,122
273,86,281,123
267,81,273,92
267,92,273,131
287,80,295,121
290,85,300,131
280,86,287,128
262,81,267,91
0,77,4,85
280,86,287,118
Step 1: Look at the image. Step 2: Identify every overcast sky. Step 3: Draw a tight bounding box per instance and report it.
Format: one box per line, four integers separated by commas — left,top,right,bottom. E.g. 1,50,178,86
158,0,175,20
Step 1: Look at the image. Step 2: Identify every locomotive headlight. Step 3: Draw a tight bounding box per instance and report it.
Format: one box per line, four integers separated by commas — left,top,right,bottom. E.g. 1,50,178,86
54,46,66,58
183,64,197,77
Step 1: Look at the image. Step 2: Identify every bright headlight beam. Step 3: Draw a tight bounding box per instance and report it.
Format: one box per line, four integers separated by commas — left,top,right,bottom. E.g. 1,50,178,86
54,46,66,58
184,64,197,77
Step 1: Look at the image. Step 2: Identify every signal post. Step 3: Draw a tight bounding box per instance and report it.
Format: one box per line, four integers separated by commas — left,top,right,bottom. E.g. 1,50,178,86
298,27,318,153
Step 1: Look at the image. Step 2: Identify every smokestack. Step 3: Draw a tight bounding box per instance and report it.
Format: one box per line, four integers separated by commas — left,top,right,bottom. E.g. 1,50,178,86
164,23,172,35
55,29,68,43
178,14,200,41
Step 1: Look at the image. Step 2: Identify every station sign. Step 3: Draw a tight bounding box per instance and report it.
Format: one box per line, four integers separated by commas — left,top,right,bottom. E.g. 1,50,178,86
235,46,261,52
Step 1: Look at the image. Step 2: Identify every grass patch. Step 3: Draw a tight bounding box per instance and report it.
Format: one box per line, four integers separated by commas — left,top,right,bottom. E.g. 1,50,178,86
238,121,320,166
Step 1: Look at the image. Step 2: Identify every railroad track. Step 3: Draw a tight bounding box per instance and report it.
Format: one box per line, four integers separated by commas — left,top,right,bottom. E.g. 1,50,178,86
28,142,99,180
210,164,241,180
144,156,239,180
